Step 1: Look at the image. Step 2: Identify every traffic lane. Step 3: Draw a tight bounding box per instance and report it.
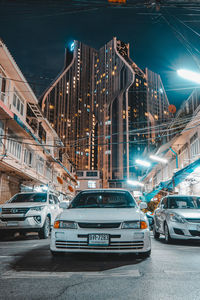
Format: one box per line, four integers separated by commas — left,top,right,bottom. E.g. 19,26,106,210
1,236,200,300
1,233,200,273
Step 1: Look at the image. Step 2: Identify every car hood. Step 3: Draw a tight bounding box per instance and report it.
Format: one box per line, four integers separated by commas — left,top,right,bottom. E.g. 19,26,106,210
0,203,46,208
57,208,143,222
171,209,200,219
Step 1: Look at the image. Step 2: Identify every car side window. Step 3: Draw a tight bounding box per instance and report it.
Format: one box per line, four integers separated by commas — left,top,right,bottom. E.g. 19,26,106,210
49,194,55,205
53,195,59,204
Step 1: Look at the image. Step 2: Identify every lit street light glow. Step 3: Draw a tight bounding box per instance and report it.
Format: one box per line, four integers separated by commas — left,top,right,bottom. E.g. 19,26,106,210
127,180,144,187
177,69,200,84
150,155,168,164
135,159,151,167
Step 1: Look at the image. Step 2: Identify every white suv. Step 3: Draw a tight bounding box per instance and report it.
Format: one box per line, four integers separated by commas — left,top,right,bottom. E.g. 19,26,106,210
0,192,61,239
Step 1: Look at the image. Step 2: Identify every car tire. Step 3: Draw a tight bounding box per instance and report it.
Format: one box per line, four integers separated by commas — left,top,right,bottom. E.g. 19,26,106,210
38,216,50,239
153,224,160,239
164,223,172,244
139,249,151,258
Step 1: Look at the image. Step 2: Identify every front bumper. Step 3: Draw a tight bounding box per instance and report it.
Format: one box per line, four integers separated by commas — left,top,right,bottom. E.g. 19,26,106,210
0,214,44,231
50,228,151,253
168,221,200,240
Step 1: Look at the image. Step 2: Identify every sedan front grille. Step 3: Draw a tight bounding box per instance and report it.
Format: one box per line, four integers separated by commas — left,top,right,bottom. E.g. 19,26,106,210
78,222,121,229
55,240,144,250
186,218,200,223
2,208,30,215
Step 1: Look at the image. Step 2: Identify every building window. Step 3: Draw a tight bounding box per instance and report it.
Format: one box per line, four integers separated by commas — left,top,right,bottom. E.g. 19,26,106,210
76,171,84,177
7,130,22,160
13,90,24,116
36,156,44,175
86,171,98,177
88,180,96,188
0,74,6,102
24,148,33,167
0,120,4,148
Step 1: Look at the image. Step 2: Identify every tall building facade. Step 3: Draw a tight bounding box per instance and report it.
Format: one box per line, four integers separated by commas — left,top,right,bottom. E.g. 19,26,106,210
94,38,171,187
41,41,97,171
41,37,171,188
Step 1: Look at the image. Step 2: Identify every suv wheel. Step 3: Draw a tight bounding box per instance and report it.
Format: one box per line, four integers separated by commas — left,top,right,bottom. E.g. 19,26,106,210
153,224,160,239
39,216,50,239
164,223,172,243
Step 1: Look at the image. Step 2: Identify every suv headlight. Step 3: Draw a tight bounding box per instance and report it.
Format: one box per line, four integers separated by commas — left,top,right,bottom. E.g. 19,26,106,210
122,221,140,229
169,213,186,223
29,206,45,212
54,220,78,229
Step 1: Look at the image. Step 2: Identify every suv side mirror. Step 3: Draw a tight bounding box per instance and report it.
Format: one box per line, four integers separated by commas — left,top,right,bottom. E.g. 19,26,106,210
59,202,69,209
140,202,147,209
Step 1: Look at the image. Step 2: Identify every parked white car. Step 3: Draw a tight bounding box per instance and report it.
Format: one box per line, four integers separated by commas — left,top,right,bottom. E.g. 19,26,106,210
153,195,200,243
50,189,151,257
0,192,61,239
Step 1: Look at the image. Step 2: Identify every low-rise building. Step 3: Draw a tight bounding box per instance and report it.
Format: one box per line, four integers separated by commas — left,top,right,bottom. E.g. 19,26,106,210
75,170,102,193
143,89,200,201
0,39,76,203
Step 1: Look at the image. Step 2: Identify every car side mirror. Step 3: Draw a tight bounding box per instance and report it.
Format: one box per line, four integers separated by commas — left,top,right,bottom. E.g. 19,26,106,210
139,202,147,209
59,202,69,209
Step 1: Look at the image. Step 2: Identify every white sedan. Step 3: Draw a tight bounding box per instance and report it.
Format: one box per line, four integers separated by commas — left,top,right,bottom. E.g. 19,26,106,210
50,189,151,257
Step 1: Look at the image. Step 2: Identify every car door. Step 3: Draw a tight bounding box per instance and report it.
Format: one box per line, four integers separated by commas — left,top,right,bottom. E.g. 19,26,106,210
154,197,168,233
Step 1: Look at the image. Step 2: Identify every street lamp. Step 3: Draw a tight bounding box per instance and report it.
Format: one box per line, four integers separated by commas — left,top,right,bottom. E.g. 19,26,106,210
149,155,168,164
177,69,200,84
135,159,151,167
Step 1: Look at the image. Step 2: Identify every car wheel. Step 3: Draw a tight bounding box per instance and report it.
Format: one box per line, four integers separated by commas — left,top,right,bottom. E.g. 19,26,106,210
164,223,172,243
39,216,50,239
153,224,160,239
139,250,151,258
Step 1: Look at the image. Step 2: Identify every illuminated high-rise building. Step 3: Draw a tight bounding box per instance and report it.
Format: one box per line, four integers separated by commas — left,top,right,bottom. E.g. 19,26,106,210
41,41,98,170
41,38,171,188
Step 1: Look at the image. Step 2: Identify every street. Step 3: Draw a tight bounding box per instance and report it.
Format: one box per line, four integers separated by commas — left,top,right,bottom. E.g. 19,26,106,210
0,234,200,300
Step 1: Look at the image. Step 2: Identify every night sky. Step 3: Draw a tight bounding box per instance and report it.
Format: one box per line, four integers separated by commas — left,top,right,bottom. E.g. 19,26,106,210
1,0,200,109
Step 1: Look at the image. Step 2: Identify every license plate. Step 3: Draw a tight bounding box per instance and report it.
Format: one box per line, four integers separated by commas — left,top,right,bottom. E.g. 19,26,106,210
6,222,18,227
88,234,109,246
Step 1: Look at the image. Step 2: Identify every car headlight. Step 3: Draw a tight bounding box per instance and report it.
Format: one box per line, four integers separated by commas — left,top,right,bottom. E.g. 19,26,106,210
29,206,45,212
122,221,140,229
54,220,78,229
169,213,186,223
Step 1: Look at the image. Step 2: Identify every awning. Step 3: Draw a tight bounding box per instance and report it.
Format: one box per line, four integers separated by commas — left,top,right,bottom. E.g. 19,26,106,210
144,158,200,202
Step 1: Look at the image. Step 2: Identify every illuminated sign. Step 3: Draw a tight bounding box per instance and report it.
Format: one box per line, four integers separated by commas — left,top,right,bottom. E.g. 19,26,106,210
108,0,126,3
69,42,75,52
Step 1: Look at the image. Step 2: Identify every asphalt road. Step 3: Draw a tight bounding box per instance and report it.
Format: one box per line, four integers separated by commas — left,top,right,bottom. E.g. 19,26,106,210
0,233,200,300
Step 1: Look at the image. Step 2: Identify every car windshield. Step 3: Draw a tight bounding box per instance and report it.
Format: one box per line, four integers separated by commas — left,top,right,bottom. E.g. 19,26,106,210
9,193,47,203
168,197,200,209
69,191,136,208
